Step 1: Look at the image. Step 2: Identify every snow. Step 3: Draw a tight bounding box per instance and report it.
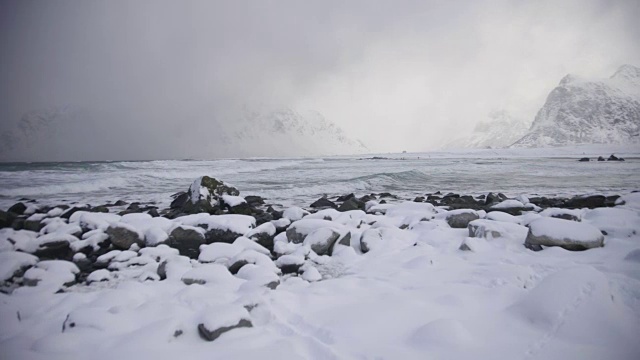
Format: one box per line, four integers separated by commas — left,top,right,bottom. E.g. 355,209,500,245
176,214,255,236
144,227,169,246
282,206,308,221
232,236,271,256
87,269,112,283
198,243,243,264
528,217,605,243
200,304,251,330
222,195,246,207
490,199,525,209
1,190,640,359
0,251,38,281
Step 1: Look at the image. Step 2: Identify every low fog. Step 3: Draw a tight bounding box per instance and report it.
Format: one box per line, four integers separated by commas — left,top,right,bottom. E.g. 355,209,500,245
1,0,639,160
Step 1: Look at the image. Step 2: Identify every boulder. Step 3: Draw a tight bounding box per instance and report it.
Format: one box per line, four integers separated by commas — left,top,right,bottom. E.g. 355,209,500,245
198,306,252,342
275,254,305,274
524,217,604,251
597,156,605,161
203,228,243,244
170,192,190,209
106,224,144,250
607,154,624,161
484,192,507,206
338,197,364,212
34,240,73,260
578,157,589,162
488,199,525,215
7,202,27,215
168,226,206,258
310,197,337,209
244,195,265,206
302,228,341,255
445,211,480,229
563,195,606,209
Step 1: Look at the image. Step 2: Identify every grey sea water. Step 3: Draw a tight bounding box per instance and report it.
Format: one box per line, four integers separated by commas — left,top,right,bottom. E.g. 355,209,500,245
1,147,639,210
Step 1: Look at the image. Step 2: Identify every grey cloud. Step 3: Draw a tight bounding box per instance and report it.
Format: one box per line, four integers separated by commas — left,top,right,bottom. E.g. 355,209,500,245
1,0,638,159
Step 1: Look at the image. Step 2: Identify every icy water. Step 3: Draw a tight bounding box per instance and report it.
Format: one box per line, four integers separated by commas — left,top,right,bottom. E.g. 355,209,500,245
1,146,639,210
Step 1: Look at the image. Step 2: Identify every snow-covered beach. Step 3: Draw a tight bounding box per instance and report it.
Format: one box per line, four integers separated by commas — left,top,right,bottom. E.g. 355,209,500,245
1,146,640,359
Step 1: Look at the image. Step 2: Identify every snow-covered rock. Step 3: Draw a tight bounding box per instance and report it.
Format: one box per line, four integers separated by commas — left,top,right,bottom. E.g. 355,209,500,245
525,217,605,251
198,304,252,341
0,251,38,281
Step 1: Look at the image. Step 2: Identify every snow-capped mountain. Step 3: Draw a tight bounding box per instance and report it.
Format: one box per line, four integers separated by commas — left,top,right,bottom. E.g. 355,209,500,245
0,106,368,161
511,64,640,148
221,107,369,157
443,110,531,149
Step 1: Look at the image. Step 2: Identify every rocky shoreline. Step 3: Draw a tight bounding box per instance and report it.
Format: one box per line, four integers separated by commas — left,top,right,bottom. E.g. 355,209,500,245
1,176,637,342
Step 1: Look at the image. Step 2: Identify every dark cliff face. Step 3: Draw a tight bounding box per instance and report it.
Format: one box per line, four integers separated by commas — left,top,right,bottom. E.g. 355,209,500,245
512,65,640,148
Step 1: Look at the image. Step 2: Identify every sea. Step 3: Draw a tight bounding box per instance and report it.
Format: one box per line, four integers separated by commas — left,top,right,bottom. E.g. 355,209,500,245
1,145,639,210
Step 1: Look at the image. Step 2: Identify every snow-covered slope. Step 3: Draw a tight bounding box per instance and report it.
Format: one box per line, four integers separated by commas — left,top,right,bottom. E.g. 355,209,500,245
223,107,369,157
445,110,531,149
0,106,368,161
512,65,640,148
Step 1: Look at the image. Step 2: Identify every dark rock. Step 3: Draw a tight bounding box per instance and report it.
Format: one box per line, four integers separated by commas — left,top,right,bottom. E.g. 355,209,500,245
476,194,486,199
244,195,265,206
168,227,206,258
147,208,160,217
359,194,376,203
23,219,43,232
0,210,16,229
61,206,90,220
228,203,258,216
446,212,480,228
551,213,580,222
114,200,128,206
597,156,605,161
563,195,606,209
228,260,249,274
528,196,566,209
91,206,109,213
7,202,27,215
279,263,303,275
337,193,355,202
607,154,624,161
253,212,274,226
413,196,425,202
605,195,620,207
378,192,396,198
34,240,73,260
11,217,25,230
204,228,242,244
126,203,141,211
106,225,144,250
484,192,507,206
338,198,364,212
170,192,190,209
310,197,337,209
200,176,240,197
338,232,351,247
198,319,252,342
578,157,589,162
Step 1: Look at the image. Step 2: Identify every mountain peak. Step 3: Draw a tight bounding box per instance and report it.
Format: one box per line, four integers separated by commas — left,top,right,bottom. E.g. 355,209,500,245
611,64,640,81
511,66,640,148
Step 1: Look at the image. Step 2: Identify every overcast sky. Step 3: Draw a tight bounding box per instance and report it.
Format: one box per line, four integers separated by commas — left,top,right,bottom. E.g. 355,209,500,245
1,0,639,158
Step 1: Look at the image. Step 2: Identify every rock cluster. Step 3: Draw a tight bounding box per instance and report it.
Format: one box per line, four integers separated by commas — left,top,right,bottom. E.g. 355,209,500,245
1,176,632,341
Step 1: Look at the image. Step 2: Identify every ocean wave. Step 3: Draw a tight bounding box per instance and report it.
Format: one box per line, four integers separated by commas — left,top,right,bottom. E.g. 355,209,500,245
0,176,131,197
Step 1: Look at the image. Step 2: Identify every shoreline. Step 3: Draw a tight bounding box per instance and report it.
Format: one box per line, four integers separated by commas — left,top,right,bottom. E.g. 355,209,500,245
1,176,639,358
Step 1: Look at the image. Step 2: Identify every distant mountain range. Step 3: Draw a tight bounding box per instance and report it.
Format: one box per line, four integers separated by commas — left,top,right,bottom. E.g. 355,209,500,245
511,64,640,148
444,110,531,149
0,106,368,161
